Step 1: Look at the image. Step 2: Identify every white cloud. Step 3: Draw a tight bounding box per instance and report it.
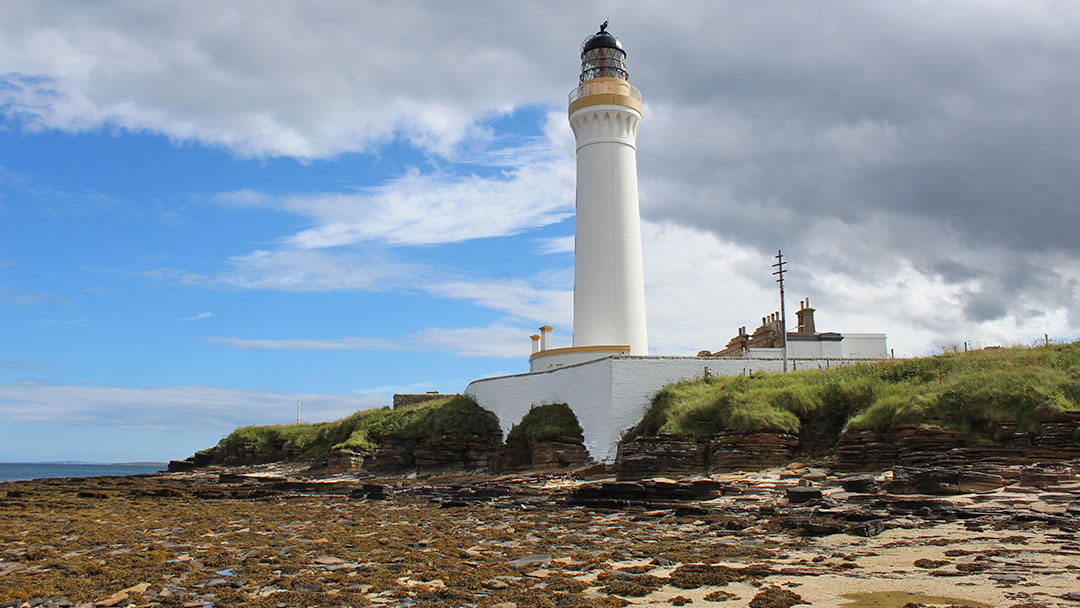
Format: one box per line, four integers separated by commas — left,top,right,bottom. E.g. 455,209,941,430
6,3,1076,357
638,220,1080,357
179,311,213,321
427,276,573,331
207,336,397,351
0,381,385,431
416,324,541,359
0,4,575,159
536,235,574,255
207,322,536,359
283,161,574,249
205,110,577,250
218,249,424,292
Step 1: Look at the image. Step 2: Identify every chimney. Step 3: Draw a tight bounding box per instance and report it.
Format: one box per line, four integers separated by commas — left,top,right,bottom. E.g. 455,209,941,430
539,325,553,351
530,334,541,354
796,297,816,334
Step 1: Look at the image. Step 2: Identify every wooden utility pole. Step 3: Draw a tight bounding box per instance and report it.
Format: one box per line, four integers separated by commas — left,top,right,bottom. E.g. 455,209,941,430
772,249,788,372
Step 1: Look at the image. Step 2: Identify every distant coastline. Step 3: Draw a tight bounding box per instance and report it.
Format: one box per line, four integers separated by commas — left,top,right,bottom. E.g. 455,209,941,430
0,461,167,466
0,462,166,483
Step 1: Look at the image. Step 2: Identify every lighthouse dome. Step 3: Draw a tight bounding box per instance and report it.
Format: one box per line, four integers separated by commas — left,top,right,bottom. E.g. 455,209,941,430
579,22,629,83
582,29,624,55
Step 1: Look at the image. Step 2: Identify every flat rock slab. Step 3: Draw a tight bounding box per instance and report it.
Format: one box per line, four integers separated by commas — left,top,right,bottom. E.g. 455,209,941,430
786,487,823,503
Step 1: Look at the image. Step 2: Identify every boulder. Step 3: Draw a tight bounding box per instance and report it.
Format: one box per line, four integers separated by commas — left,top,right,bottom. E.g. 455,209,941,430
786,486,823,504
840,475,877,494
887,468,959,495
846,519,885,537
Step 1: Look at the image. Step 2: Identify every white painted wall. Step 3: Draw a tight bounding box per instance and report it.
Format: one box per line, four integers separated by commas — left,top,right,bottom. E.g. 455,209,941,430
466,355,883,462
841,333,889,358
467,358,613,461
530,347,628,372
748,341,843,359
569,104,648,355
742,333,886,360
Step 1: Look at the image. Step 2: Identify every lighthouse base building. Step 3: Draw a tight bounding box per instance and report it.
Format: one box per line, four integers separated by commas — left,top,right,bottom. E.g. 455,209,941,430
467,335,885,463
464,25,887,463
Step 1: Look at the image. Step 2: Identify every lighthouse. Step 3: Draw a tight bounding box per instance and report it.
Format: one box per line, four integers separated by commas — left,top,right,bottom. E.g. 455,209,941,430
569,23,648,355
528,23,648,372
468,24,889,462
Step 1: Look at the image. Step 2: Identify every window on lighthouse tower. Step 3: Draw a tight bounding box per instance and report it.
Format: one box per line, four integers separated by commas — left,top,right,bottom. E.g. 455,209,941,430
581,47,628,82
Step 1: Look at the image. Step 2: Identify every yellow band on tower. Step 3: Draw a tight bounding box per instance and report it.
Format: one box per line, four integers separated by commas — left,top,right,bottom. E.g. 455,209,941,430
568,77,642,115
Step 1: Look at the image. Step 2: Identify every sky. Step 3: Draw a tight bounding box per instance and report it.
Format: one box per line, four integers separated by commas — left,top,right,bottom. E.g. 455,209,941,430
1,1,1078,463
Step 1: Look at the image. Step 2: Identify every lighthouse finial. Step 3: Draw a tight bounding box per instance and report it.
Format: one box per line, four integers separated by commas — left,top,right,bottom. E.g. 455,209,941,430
600,20,608,32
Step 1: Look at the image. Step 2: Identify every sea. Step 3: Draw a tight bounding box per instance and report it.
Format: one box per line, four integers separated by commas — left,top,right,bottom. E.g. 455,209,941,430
0,462,167,482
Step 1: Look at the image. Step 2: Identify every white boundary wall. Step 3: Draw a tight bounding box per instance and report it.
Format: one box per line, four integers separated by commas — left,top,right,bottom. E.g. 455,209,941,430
465,355,880,462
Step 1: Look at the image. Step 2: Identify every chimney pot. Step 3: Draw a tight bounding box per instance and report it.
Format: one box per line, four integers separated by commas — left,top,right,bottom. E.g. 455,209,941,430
796,300,816,334
539,325,553,351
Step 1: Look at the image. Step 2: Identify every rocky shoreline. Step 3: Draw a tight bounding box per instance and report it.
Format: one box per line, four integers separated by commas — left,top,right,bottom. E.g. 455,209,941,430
2,461,1079,608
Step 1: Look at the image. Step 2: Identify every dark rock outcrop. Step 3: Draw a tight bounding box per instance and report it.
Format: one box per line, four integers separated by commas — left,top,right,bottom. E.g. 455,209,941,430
886,467,1006,495
786,486,823,503
619,413,1080,477
840,475,877,494
616,435,709,479
709,431,800,472
617,431,799,479
505,434,590,469
364,435,503,473
835,414,1080,471
566,478,728,509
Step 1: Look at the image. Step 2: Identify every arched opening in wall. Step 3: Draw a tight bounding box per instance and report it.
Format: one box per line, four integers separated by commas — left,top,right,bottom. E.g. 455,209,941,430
505,403,591,469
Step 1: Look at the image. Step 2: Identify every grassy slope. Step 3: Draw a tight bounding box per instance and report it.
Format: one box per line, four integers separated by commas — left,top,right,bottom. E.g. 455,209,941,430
624,342,1080,444
210,395,501,462
505,403,584,446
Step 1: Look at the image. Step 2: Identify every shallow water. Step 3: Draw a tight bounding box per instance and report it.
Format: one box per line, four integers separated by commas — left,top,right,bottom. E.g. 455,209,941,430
0,462,165,482
840,591,992,608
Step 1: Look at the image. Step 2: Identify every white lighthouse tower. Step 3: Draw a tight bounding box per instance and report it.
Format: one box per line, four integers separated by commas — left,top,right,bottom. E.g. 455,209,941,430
570,23,648,355
529,23,648,372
